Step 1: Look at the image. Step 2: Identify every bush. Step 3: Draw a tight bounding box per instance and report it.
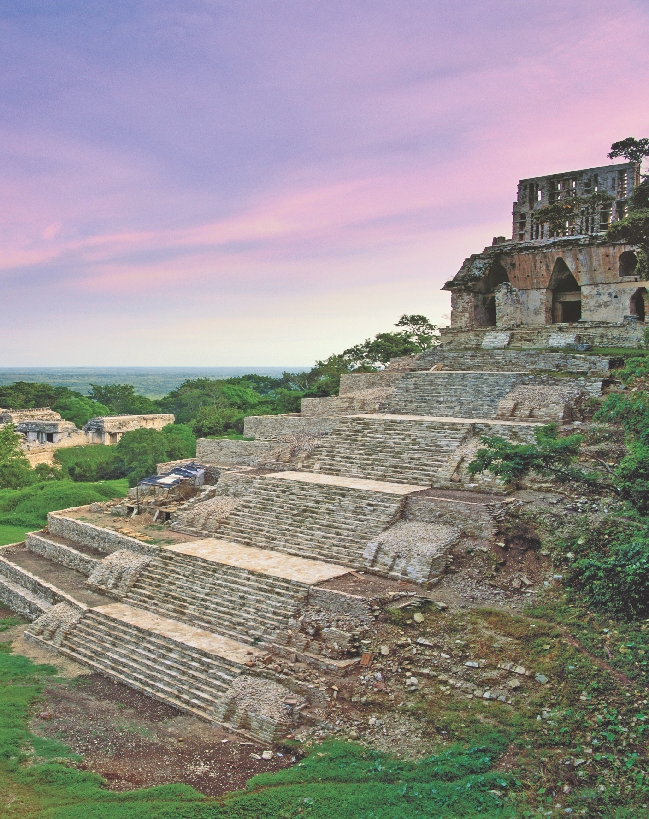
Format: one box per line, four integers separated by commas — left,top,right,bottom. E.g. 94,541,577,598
54,446,125,482
191,405,246,437
115,425,196,486
571,538,649,618
0,480,128,530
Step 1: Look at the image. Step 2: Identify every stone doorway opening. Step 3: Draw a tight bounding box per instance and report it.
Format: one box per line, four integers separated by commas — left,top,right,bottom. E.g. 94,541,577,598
630,287,648,322
549,259,581,324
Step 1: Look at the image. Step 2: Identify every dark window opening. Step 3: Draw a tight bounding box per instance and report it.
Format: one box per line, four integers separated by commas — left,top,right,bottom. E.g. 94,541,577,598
485,295,496,326
46,432,54,443
560,301,581,323
549,259,581,324
630,288,647,322
619,251,638,277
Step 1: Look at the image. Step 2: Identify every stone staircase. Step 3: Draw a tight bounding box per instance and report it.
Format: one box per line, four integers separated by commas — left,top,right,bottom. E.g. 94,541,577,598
1,334,599,741
382,371,528,418
125,550,310,645
25,530,103,576
411,347,611,375
309,415,471,485
31,603,248,721
220,472,423,567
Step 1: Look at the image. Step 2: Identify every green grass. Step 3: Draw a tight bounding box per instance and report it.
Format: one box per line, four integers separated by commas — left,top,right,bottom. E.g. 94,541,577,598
0,480,128,533
0,621,516,819
0,524,33,546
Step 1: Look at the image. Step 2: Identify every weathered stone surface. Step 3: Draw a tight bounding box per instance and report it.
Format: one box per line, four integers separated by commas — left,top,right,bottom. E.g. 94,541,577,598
87,550,153,596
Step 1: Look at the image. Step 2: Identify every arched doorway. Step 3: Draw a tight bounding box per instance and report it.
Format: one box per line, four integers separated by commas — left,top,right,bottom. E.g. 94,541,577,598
619,251,638,277
630,288,647,322
549,259,581,324
474,260,510,327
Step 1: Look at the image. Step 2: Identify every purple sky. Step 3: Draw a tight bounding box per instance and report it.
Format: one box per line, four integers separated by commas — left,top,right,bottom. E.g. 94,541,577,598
2,1,648,366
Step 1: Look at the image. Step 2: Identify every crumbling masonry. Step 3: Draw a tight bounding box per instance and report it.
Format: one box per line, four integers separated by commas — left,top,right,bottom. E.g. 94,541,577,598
0,158,645,743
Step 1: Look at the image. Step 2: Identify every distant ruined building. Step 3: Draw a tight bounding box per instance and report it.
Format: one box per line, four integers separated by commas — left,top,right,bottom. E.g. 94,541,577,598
442,161,644,347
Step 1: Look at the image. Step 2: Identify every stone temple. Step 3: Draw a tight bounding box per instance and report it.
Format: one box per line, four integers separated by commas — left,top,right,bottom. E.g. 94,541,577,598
0,157,643,742
443,160,645,348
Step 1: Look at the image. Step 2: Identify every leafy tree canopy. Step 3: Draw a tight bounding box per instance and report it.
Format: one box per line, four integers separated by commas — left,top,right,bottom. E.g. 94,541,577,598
607,137,649,164
0,381,110,427
88,383,159,415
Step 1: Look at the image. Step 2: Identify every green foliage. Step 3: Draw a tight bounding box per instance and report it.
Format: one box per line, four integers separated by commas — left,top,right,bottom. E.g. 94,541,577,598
191,405,246,437
305,314,438,397
532,193,614,237
0,480,127,530
0,635,515,819
88,384,159,415
572,539,649,618
0,382,109,427
607,209,649,245
115,425,196,485
607,136,649,164
0,423,34,490
54,446,125,482
467,425,589,487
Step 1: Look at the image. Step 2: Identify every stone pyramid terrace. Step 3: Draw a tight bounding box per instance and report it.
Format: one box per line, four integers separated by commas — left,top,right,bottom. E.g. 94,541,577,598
0,338,619,741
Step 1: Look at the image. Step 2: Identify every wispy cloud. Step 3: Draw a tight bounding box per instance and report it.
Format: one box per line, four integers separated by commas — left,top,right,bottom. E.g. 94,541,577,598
1,0,648,364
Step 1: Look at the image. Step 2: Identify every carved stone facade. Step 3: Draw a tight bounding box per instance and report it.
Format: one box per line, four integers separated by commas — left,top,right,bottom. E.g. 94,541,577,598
444,161,645,338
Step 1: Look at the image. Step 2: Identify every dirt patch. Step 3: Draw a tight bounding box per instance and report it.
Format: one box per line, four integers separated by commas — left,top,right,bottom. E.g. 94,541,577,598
316,572,419,598
1,623,90,678
31,673,295,796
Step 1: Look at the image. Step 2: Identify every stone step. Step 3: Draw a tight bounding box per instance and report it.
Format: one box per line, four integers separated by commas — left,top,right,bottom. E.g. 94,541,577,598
219,472,419,567
412,347,611,375
0,547,110,609
382,371,529,418
310,416,470,484
0,570,52,619
68,625,232,701
25,531,102,576
122,542,331,643
47,511,156,558
44,603,258,720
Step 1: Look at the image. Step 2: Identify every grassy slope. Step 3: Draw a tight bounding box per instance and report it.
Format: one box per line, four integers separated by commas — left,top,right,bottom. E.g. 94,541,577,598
0,617,513,819
1,595,647,818
0,480,128,536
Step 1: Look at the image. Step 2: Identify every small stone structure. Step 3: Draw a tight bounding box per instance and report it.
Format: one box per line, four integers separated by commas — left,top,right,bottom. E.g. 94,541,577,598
84,414,175,444
0,408,63,423
17,419,85,447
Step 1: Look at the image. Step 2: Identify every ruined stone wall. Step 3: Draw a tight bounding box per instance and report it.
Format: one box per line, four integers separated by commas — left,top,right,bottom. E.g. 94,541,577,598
243,414,338,439
339,372,404,393
47,510,157,556
438,322,644,350
445,235,641,331
196,438,277,466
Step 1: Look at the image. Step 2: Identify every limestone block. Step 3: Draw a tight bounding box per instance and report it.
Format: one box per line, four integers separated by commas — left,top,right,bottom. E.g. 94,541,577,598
480,331,511,349
28,602,84,646
363,521,461,585
496,384,586,422
86,550,152,597
212,676,304,741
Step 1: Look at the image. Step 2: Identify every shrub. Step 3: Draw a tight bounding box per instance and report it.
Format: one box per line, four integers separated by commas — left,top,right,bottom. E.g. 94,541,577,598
571,538,649,618
0,480,127,530
54,446,125,482
115,425,196,486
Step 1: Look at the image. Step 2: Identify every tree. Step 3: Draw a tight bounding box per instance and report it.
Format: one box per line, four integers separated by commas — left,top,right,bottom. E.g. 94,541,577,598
0,423,34,489
88,384,159,415
115,424,196,486
467,425,592,488
607,137,649,165
304,314,439,396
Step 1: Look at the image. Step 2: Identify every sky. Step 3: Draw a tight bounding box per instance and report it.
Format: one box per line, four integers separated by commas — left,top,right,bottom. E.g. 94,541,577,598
1,0,648,367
